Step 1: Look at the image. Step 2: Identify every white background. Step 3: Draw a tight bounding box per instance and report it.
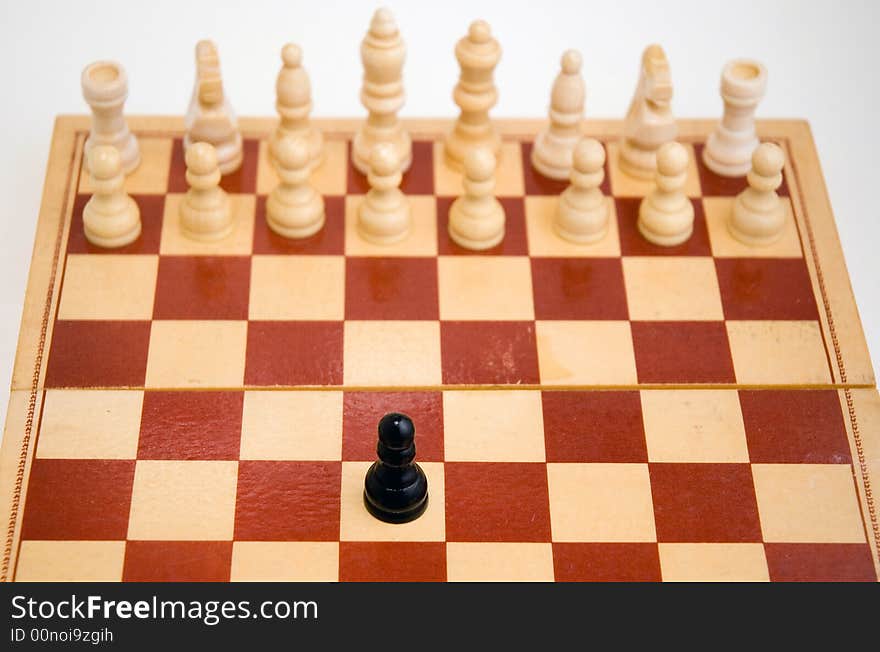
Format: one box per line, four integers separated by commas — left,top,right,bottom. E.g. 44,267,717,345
0,0,878,429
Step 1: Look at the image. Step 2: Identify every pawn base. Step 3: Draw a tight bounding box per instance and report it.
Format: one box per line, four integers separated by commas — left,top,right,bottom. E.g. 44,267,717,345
363,491,429,524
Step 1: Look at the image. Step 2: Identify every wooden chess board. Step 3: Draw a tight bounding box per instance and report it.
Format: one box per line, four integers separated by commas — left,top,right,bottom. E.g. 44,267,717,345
1,115,878,581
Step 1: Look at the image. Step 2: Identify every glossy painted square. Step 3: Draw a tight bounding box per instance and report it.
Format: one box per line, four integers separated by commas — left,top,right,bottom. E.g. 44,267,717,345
346,257,439,320
249,255,345,320
764,544,877,581
245,321,343,387
17,541,125,582
153,255,251,320
552,543,661,582
531,257,628,320
59,254,158,320
123,541,232,581
343,320,441,386
438,256,534,320
631,321,735,384
623,256,723,321
146,320,247,388
339,542,446,582
715,258,818,320
535,320,637,385
440,321,539,385
726,320,831,384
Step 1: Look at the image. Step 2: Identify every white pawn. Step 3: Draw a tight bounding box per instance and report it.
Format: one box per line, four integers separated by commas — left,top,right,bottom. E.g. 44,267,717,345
554,138,608,244
532,49,586,180
81,60,140,175
448,148,505,250
729,142,786,246
357,143,411,245
267,136,325,239
638,142,693,246
82,145,141,248
272,43,324,170
180,142,233,241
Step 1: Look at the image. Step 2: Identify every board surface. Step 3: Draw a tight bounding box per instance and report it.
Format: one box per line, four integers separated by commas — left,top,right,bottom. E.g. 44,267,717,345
1,116,878,581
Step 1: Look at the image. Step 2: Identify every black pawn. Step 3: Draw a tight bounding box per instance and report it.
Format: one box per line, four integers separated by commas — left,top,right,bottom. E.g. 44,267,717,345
363,412,429,524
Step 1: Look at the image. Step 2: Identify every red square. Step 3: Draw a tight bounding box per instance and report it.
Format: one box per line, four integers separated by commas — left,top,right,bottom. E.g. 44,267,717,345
21,459,135,540
521,141,611,196
437,197,528,255
531,258,628,320
123,541,232,582
445,462,551,542
715,258,818,320
343,391,444,462
542,391,646,463
441,321,539,385
347,140,434,195
234,461,341,541
764,544,877,582
631,321,735,384
649,463,762,542
68,194,164,254
345,257,439,320
616,197,712,256
168,138,258,194
739,390,851,464
45,320,151,388
252,195,345,255
245,321,343,386
153,256,251,320
339,542,446,582
137,391,244,460
552,543,661,581
694,142,790,197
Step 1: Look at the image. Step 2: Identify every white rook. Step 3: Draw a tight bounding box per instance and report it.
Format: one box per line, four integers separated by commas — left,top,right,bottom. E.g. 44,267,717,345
81,60,140,175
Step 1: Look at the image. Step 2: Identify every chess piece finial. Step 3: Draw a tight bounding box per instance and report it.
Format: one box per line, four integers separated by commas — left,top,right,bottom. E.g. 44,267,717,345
357,143,412,245
352,8,412,175
82,145,141,248
179,142,233,241
703,59,768,177
729,142,786,245
363,412,429,523
448,147,505,250
184,40,243,175
554,137,609,243
637,141,693,246
267,136,325,239
443,20,502,172
81,60,141,175
531,49,587,180
619,44,677,179
272,43,324,171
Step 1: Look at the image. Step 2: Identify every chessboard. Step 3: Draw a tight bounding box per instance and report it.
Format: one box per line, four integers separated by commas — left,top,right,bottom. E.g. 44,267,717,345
0,115,878,582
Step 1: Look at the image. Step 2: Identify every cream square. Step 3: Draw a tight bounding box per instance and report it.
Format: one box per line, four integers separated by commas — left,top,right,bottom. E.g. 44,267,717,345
703,197,803,258
231,542,339,582
37,390,143,459
622,256,724,321
433,141,524,197
340,461,445,541
547,463,656,542
726,320,831,384
752,464,867,543
438,256,534,320
16,541,125,582
240,391,342,460
536,321,638,385
160,193,255,255
607,141,701,197
257,138,347,196
525,195,621,257
128,460,238,540
79,137,173,195
58,255,158,320
658,543,769,582
443,390,545,462
343,321,441,387
641,389,749,462
446,543,554,582
249,255,345,320
344,195,437,256
145,320,247,388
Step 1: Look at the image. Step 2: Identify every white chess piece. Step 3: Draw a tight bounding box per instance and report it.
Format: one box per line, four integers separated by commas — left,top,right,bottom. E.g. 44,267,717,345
729,142,786,246
179,142,233,241
357,143,411,245
531,49,586,180
81,60,140,175
448,148,505,250
82,145,141,248
272,43,324,171
267,136,325,239
703,59,768,177
638,141,693,246
554,138,608,244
